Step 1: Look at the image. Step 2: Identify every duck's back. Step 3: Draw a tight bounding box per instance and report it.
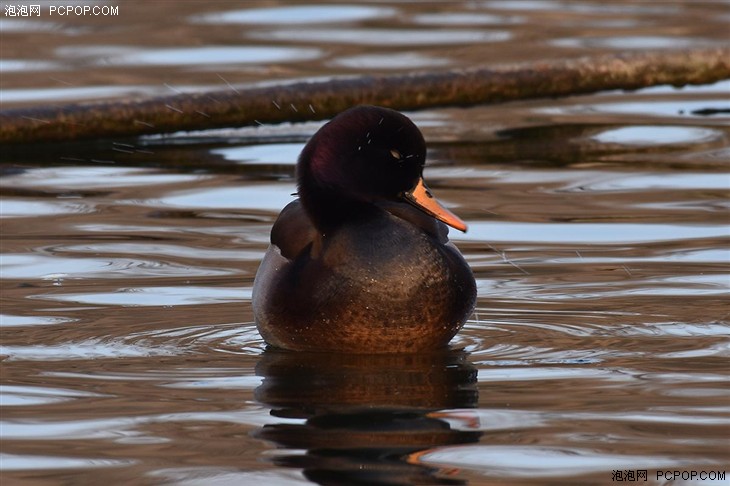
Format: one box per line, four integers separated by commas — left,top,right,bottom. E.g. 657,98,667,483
252,200,476,353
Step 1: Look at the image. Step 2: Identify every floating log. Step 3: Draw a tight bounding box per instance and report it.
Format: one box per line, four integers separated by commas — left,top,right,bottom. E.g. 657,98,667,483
1,47,728,145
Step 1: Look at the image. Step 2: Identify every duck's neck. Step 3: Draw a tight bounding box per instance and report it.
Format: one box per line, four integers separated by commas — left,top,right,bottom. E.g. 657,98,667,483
298,176,379,234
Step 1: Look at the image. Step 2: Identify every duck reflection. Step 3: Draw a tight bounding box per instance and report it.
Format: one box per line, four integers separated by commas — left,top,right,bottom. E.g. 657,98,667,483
254,348,480,485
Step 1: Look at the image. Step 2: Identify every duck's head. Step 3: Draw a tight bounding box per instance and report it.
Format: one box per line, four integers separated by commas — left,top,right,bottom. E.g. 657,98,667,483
297,105,467,232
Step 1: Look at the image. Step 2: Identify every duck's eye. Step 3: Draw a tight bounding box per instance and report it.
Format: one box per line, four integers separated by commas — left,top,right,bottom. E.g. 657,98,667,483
389,149,402,160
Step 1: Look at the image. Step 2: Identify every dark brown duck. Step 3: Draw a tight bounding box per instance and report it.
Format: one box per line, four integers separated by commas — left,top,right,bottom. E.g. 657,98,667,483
253,105,476,353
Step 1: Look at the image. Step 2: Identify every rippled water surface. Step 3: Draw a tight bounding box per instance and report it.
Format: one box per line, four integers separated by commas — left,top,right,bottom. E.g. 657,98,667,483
1,1,729,485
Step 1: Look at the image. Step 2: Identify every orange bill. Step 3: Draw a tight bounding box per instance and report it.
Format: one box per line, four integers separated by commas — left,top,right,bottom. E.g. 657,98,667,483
403,177,468,232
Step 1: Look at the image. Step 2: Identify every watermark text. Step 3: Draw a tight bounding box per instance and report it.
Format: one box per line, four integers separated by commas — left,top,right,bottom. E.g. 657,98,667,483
612,469,726,482
3,4,119,17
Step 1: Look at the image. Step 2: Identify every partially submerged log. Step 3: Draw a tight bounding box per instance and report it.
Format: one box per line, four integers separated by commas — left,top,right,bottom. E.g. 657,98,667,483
1,47,728,145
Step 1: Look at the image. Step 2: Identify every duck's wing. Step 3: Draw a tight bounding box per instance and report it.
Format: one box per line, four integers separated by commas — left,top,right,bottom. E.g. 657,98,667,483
270,200,318,260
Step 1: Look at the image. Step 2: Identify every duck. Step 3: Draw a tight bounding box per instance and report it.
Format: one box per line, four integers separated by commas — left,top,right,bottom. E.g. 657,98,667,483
252,105,476,353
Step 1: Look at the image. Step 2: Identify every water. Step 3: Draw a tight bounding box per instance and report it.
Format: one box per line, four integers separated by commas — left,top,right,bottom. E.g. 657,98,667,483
1,2,729,485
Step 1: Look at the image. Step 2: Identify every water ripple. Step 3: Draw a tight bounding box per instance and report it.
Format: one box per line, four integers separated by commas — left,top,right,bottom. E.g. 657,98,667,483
124,322,265,356
30,286,251,306
414,445,697,478
251,28,511,45
2,253,237,280
192,5,395,24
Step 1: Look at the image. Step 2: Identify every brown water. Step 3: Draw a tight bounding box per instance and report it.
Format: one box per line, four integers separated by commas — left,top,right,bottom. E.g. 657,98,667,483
1,2,729,485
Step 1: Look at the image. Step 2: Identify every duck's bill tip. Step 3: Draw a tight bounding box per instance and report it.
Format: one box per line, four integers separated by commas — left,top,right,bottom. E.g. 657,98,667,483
404,178,468,233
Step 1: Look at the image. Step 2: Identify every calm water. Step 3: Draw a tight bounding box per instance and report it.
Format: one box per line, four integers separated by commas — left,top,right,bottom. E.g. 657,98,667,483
1,2,729,485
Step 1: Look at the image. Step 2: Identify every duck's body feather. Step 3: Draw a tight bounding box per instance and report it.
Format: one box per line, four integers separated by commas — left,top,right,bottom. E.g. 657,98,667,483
253,200,475,353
